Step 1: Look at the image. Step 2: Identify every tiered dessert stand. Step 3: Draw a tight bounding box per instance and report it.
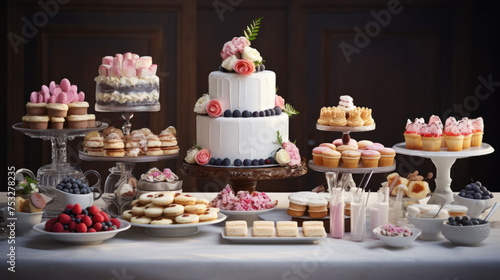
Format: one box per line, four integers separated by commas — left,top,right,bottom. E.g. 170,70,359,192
13,122,107,218
393,142,494,204
309,123,396,182
79,105,179,218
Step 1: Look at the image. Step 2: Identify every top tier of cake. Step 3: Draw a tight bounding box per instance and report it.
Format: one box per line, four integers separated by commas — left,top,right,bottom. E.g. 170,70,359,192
208,70,275,112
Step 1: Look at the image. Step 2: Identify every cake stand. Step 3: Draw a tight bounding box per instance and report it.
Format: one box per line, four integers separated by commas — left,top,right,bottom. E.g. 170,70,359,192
79,151,179,217
393,142,495,205
311,123,394,190
181,157,308,194
12,122,108,218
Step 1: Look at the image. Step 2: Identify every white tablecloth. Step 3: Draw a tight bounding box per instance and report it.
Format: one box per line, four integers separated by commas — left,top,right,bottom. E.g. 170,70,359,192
1,193,500,280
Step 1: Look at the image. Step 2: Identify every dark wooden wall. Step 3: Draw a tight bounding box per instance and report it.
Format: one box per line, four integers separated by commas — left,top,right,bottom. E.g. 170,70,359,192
3,0,499,193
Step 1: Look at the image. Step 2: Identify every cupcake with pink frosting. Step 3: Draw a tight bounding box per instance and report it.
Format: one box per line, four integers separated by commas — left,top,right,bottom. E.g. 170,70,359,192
428,115,445,148
360,150,381,168
444,117,463,151
420,123,442,151
471,117,484,147
458,118,473,149
404,118,424,150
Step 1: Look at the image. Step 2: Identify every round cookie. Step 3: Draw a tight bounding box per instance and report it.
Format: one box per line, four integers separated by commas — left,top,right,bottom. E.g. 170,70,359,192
195,198,209,205
163,203,184,218
144,205,165,218
139,192,157,205
206,207,220,214
131,199,141,207
198,210,218,222
151,192,174,206
174,194,196,206
150,217,173,225
122,210,133,221
175,213,199,224
131,205,146,216
184,204,207,214
131,216,152,224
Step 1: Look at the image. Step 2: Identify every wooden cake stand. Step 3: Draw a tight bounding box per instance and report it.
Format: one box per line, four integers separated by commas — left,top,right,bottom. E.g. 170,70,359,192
181,157,308,193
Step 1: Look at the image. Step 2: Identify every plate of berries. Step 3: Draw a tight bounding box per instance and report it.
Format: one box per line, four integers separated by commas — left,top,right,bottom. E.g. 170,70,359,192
32,204,130,244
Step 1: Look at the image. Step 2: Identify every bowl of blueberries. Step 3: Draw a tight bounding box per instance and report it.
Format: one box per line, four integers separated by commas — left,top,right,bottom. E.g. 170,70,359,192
54,176,102,209
441,216,490,246
453,180,494,218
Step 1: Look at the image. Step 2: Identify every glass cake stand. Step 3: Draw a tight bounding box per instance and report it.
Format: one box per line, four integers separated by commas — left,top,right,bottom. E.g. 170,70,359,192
393,142,495,205
12,122,108,218
181,157,308,193
310,123,390,190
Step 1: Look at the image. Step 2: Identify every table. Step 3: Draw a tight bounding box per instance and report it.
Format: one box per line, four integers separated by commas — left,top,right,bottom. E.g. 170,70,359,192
1,192,500,280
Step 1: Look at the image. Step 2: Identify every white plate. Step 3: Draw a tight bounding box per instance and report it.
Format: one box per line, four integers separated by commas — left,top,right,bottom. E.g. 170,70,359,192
128,213,227,237
206,163,280,169
219,205,277,216
33,219,131,244
221,227,326,244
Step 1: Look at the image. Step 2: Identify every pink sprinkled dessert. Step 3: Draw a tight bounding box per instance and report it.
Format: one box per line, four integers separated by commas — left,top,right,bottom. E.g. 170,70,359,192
420,123,442,151
403,118,424,150
377,224,413,237
444,117,464,151
459,118,473,149
471,117,484,147
210,185,276,211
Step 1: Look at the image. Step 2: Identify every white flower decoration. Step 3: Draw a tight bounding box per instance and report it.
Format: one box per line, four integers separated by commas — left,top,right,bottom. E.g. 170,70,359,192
194,94,210,114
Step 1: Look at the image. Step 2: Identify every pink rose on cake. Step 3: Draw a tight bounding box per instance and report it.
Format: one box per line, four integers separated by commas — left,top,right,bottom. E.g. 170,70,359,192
234,59,255,76
206,99,223,117
220,36,250,60
195,149,211,165
275,95,285,109
283,141,301,166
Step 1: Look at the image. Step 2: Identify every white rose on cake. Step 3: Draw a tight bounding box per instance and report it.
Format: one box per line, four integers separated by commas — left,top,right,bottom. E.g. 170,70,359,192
242,47,262,64
275,149,291,165
221,55,237,72
185,147,199,164
194,94,210,114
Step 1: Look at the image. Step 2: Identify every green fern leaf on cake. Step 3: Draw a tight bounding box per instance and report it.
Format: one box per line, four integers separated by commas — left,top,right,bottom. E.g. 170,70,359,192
193,141,202,151
244,17,263,41
283,103,299,117
276,131,284,147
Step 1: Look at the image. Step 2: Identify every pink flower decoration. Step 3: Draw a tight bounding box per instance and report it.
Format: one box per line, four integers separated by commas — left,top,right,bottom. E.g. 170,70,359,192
195,149,211,165
220,37,250,60
283,141,301,166
151,171,162,178
206,99,223,117
275,95,285,109
162,168,172,177
233,59,255,76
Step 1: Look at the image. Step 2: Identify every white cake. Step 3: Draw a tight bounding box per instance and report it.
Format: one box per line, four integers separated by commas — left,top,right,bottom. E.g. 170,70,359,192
196,71,288,162
187,20,301,167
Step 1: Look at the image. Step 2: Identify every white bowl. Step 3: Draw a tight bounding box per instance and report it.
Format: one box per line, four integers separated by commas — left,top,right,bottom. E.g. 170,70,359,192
407,216,446,241
441,222,490,246
453,195,494,217
33,219,131,244
0,207,43,236
373,226,421,248
54,188,95,209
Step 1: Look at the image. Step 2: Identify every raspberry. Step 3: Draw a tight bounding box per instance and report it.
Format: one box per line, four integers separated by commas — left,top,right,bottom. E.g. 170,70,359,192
68,221,77,232
65,204,74,210
100,211,110,222
58,214,72,225
88,205,100,216
93,223,103,232
107,227,114,231
45,218,58,232
52,222,64,233
72,204,82,215
76,223,87,233
81,216,93,227
76,214,85,220
88,228,96,233
110,218,121,229
91,213,104,224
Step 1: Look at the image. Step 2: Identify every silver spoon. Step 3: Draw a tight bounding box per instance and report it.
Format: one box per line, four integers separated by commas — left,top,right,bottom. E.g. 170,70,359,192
432,201,447,219
484,202,499,222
